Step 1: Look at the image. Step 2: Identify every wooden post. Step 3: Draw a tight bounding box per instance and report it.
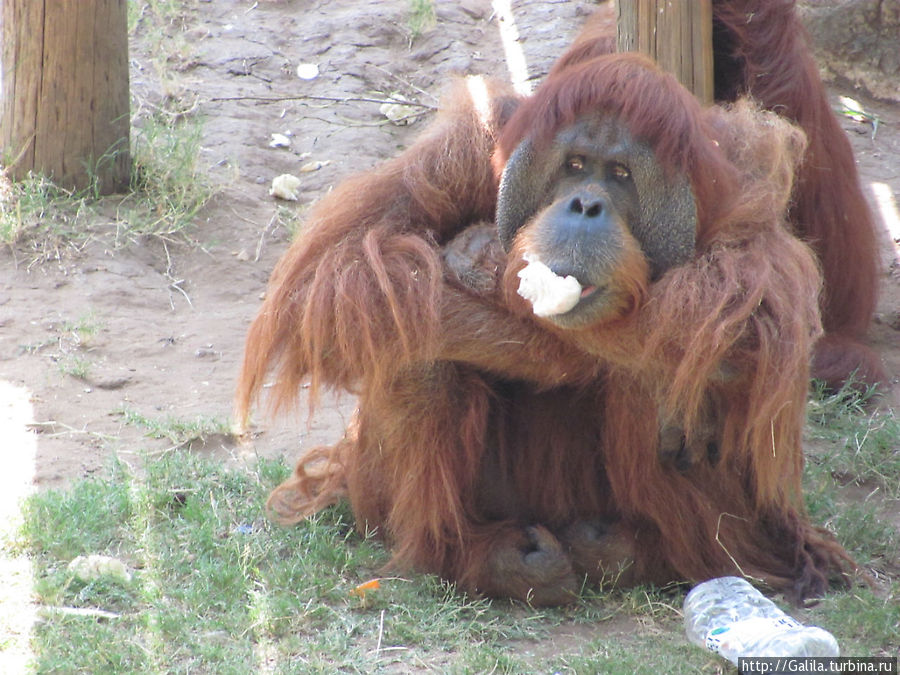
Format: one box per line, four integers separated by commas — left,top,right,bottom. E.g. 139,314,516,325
1,0,130,194
616,0,714,104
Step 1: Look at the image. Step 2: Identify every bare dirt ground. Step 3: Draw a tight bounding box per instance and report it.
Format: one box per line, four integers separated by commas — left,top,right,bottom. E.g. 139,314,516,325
1,0,897,516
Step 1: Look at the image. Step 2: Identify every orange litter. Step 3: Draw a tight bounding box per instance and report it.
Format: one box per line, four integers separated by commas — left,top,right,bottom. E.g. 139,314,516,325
349,578,381,598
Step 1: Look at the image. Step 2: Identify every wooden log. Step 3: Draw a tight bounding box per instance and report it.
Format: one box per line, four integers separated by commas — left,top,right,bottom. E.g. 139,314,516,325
616,0,713,104
1,0,130,194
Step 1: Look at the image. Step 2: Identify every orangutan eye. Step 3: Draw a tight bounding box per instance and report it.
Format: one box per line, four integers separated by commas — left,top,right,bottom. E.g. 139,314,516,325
609,163,631,181
565,155,586,172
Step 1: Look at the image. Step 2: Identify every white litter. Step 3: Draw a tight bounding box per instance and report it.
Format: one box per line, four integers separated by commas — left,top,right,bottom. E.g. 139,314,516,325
268,133,292,149
296,63,319,80
269,174,302,201
68,554,132,584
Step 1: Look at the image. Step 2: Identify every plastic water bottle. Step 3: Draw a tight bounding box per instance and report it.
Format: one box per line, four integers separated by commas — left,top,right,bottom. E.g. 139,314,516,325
683,576,839,665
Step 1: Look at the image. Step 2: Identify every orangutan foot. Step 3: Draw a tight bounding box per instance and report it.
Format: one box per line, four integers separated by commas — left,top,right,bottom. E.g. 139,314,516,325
560,518,637,587
482,525,580,606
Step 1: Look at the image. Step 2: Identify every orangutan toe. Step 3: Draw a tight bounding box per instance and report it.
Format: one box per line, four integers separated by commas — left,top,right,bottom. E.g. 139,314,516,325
484,525,579,606
560,518,637,586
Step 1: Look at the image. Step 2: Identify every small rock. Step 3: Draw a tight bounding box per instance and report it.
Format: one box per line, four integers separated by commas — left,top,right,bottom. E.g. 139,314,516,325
380,92,420,126
93,376,132,391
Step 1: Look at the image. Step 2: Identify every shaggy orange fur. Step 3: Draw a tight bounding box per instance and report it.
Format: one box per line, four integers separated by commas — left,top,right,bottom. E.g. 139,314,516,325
238,48,860,604
537,0,884,388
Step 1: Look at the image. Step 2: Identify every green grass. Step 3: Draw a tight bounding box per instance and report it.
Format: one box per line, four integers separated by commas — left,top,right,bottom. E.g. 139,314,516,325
60,312,104,344
11,405,897,673
0,172,97,257
56,354,92,380
5,383,896,672
277,203,306,239
8,309,107,381
124,112,213,239
803,383,900,578
128,0,198,99
407,0,436,42
127,0,209,229
116,406,233,448
806,380,900,498
52,312,105,380
128,0,188,33
19,463,134,562
9,452,716,673
804,380,900,571
805,586,900,657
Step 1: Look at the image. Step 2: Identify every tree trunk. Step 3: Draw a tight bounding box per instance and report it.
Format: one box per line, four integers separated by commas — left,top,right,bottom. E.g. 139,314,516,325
1,0,130,194
616,0,714,104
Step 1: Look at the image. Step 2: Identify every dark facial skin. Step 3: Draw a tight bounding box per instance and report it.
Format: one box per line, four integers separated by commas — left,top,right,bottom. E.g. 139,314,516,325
496,114,697,329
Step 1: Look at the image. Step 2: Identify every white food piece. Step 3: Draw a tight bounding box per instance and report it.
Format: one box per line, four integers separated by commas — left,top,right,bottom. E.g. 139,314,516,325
295,63,320,80
68,554,132,584
517,252,583,317
268,133,292,149
269,174,302,201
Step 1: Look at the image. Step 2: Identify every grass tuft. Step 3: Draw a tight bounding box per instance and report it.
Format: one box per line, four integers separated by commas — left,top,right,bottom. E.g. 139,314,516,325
0,112,212,257
806,379,900,498
0,171,96,256
123,113,213,239
407,0,436,42
804,381,900,572
18,461,134,562
116,406,232,448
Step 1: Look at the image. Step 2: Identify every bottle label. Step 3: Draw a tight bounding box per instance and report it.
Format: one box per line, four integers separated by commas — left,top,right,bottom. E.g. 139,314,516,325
705,616,802,658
